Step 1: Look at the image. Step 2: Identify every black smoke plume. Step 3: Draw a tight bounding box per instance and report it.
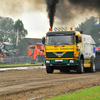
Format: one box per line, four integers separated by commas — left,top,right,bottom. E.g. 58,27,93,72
53,0,100,26
68,0,100,9
45,0,59,29
68,0,100,14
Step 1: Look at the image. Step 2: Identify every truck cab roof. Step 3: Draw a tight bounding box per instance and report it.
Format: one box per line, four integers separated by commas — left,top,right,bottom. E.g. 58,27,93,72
46,31,75,36
46,31,82,36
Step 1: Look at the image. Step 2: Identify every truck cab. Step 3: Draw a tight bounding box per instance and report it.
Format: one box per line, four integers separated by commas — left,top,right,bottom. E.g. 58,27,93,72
42,28,96,74
28,44,45,62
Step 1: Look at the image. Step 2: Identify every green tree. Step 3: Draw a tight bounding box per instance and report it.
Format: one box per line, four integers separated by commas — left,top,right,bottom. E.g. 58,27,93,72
14,19,28,42
0,17,28,55
18,38,29,55
0,17,15,42
14,19,28,55
75,16,100,46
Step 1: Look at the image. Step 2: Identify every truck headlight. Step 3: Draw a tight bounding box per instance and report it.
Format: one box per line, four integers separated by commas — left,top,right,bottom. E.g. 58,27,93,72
69,60,74,63
46,60,50,63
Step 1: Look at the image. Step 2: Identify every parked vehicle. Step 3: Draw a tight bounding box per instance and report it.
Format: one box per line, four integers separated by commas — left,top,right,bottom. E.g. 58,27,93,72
0,42,20,57
0,42,20,63
28,44,45,62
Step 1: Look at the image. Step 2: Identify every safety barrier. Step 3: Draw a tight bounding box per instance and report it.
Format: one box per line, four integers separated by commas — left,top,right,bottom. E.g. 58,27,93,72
0,55,100,70
0,56,32,64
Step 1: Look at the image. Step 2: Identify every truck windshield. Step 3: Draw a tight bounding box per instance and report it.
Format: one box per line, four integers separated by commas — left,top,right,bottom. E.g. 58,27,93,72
46,35,74,45
30,47,35,49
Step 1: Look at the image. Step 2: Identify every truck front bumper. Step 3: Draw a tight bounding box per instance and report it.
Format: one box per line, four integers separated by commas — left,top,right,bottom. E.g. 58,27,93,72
45,59,79,67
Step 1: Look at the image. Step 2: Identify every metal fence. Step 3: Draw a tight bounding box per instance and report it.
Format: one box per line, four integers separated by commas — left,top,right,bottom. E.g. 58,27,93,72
0,55,100,70
0,56,32,64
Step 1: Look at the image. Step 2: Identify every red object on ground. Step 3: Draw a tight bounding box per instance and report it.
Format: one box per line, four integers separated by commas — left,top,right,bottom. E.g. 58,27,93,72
28,44,45,61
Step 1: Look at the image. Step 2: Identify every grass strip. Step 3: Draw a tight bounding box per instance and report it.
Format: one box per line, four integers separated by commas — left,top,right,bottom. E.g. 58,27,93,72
0,63,43,68
43,86,100,100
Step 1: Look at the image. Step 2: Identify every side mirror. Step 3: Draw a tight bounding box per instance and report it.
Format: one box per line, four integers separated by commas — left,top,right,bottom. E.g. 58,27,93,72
42,37,45,45
76,36,78,44
78,37,82,42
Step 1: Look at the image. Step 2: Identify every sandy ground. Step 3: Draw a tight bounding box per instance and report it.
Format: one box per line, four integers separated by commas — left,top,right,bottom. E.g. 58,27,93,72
0,68,100,100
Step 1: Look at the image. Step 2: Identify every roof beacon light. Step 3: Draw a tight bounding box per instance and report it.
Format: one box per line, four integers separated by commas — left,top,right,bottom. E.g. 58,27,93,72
54,27,67,31
49,28,52,31
70,27,73,30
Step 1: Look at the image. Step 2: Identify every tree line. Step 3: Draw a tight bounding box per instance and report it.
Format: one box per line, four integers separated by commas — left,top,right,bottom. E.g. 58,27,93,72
0,16,28,55
0,16,99,55
75,16,100,46
0,16,27,43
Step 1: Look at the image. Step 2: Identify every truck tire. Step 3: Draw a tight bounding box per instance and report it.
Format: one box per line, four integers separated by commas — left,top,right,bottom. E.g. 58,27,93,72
76,59,84,74
90,56,96,72
46,66,54,73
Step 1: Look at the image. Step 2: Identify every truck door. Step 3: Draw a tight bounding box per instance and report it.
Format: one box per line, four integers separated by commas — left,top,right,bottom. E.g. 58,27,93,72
76,36,82,57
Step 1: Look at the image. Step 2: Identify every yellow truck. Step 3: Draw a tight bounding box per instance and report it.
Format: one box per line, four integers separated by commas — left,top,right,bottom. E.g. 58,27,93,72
42,27,96,74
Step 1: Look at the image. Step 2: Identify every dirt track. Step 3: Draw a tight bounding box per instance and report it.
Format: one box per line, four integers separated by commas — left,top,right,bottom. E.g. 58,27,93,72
0,68,100,100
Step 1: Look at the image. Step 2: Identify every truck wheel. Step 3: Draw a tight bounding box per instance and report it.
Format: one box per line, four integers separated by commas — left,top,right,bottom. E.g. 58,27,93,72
46,66,54,73
90,56,96,72
76,59,84,74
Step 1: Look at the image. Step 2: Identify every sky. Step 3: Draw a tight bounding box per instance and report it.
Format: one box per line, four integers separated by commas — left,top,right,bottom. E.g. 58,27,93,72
15,11,97,39
11,11,97,39
3,11,49,39
20,12,49,38
0,0,99,39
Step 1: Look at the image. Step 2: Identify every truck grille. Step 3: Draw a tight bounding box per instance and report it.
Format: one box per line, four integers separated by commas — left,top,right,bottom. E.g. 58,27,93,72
46,52,74,58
